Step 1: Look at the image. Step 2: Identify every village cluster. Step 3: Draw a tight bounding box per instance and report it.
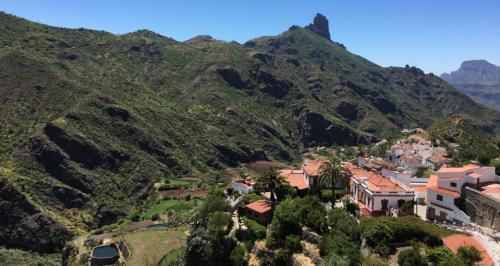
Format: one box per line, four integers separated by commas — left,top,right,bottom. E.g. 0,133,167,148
230,129,500,265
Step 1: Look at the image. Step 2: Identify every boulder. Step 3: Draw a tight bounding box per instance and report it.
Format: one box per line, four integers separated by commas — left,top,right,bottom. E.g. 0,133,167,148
305,13,331,40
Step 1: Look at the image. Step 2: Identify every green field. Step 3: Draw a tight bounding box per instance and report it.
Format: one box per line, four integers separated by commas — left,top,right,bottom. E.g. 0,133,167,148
141,199,197,220
122,227,187,265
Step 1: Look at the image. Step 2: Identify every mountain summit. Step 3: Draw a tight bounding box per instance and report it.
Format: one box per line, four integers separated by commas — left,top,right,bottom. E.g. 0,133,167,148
441,59,500,85
441,60,500,111
305,13,331,40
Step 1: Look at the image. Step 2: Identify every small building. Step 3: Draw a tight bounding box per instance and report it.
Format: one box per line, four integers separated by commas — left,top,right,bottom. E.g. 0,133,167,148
280,169,309,195
425,155,450,170
425,164,497,224
347,163,414,216
230,179,254,194
244,200,273,224
302,158,328,192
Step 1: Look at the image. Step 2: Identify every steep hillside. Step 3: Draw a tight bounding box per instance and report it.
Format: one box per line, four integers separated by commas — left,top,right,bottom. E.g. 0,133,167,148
0,12,499,252
429,116,500,165
441,60,500,111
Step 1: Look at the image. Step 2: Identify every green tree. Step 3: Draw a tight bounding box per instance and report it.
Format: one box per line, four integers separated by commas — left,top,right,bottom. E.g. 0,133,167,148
229,244,247,266
397,246,427,266
255,168,287,202
457,246,482,266
267,198,301,248
319,157,351,206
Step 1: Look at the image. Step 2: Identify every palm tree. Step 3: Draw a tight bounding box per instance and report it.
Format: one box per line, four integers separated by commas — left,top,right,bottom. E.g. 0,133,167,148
319,157,351,207
255,168,286,202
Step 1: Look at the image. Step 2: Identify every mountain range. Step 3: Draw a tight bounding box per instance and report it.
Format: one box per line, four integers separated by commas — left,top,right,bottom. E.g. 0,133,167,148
0,12,499,252
441,60,500,111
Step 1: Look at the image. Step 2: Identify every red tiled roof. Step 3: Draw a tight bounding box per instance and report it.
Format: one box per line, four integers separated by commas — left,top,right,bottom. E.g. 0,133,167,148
302,158,328,176
245,200,272,214
281,169,309,190
467,173,481,179
346,164,406,192
413,186,427,193
438,164,480,173
442,234,494,266
426,175,460,197
427,156,448,164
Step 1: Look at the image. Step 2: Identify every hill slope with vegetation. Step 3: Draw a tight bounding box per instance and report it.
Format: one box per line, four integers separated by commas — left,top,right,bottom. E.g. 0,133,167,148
0,12,499,252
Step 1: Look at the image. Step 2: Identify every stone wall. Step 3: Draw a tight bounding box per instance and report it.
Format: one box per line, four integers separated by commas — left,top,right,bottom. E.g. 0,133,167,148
463,187,500,229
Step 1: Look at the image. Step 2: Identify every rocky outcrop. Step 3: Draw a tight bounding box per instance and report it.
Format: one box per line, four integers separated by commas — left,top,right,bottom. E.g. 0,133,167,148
215,144,268,166
305,13,331,41
217,68,248,89
296,110,374,147
0,177,72,252
254,70,296,98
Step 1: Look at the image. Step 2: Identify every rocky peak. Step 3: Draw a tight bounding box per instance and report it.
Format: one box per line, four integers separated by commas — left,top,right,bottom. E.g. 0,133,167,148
305,13,331,41
441,59,500,85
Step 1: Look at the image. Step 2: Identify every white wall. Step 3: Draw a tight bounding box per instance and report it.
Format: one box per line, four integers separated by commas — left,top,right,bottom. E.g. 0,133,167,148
371,195,414,211
427,189,456,209
231,182,253,194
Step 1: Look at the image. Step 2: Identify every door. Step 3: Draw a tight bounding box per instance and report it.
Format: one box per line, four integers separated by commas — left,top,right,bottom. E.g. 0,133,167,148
381,199,389,211
427,207,435,221
439,211,447,222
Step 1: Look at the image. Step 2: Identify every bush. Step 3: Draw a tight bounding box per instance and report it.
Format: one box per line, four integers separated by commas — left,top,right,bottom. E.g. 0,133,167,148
398,247,427,266
345,202,359,216
267,198,301,248
285,234,302,252
361,216,449,247
151,213,160,221
243,192,265,203
241,217,266,240
457,246,482,265
229,244,247,266
320,233,361,266
320,189,333,201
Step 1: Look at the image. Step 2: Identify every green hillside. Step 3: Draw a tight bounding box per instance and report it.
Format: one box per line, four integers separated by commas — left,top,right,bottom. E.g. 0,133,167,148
0,12,499,252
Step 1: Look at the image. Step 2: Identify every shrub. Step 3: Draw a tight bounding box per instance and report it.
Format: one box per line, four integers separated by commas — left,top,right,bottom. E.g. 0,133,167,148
320,189,333,201
361,216,449,247
374,244,391,258
345,202,359,216
241,217,266,240
242,192,265,203
320,233,361,266
285,234,302,252
151,213,160,221
229,244,247,266
334,215,362,244
268,198,301,248
398,247,427,266
457,246,482,265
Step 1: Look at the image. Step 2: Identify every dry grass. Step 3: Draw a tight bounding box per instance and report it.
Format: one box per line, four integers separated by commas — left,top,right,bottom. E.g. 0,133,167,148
121,227,187,266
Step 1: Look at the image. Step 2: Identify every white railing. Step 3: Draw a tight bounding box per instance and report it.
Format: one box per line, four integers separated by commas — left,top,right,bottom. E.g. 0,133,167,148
472,232,500,266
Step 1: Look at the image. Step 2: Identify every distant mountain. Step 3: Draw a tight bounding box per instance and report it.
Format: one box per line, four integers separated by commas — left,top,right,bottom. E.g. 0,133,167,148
0,12,499,252
441,60,500,111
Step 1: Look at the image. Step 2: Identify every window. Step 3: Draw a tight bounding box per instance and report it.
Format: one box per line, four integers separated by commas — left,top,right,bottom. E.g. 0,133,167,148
450,182,457,188
437,194,443,201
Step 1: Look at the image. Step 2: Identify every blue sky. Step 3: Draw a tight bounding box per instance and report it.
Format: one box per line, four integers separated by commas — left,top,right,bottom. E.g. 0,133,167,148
0,0,498,74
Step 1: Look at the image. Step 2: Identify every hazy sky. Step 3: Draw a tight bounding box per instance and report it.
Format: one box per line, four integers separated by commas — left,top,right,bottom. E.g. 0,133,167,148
1,0,499,74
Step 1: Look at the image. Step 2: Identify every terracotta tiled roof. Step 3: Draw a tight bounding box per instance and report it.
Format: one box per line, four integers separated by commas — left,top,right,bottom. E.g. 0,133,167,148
438,164,480,173
427,156,448,164
413,186,427,193
442,234,494,266
281,169,309,190
245,200,272,214
426,175,460,197
346,164,406,192
467,173,482,179
302,158,328,176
